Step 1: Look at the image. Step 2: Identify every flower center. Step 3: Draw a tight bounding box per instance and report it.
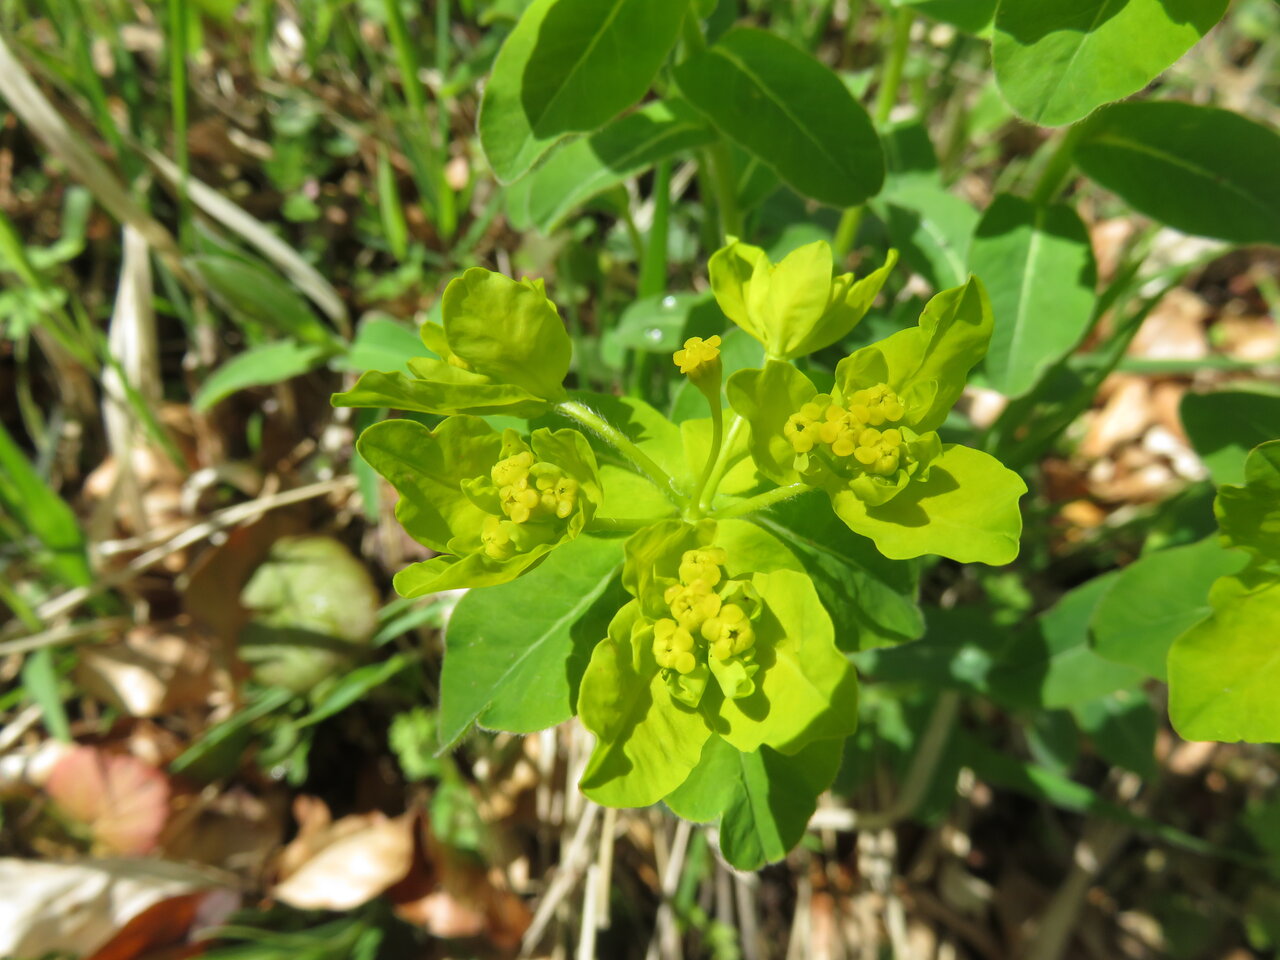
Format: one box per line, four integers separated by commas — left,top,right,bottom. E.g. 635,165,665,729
783,383,908,474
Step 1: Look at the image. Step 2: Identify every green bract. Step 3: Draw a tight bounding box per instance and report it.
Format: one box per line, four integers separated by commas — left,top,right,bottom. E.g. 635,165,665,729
357,416,600,598
709,239,897,360
333,267,572,417
727,277,1025,564
577,519,858,807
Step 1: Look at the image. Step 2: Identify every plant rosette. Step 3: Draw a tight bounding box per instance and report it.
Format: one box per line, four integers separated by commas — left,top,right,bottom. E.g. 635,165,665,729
576,519,858,807
727,268,1025,565
356,415,601,598
333,267,572,417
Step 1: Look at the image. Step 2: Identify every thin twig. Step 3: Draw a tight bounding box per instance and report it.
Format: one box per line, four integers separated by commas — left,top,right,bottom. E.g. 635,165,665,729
0,616,132,657
522,801,602,955
9,477,356,634
646,817,692,960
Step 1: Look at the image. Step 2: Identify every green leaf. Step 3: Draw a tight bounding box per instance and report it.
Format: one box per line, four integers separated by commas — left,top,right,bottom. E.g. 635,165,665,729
664,735,740,822
193,340,330,412
725,360,817,486
1180,387,1280,487
1091,537,1246,680
579,600,712,806
674,28,884,207
22,648,70,742
717,738,842,870
439,534,626,745
1168,573,1280,743
190,254,337,347
989,573,1145,709
876,185,979,292
297,653,413,728
708,239,897,359
1076,101,1280,246
478,0,690,182
968,194,1097,397
1072,689,1157,777
830,444,1025,565
897,0,996,33
333,369,548,418
711,570,859,754
443,268,571,401
375,148,409,261
0,421,91,588
851,277,994,433
1216,441,1280,565
753,492,924,651
993,0,1228,127
523,99,712,232
331,316,427,374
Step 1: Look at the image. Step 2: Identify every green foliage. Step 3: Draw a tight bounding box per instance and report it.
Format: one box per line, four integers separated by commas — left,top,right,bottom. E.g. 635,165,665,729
1075,101,1280,246
478,0,690,182
992,0,1228,126
674,28,885,207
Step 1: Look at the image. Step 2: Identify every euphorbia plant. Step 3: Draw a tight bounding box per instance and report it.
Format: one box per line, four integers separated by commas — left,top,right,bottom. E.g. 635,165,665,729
334,240,1025,868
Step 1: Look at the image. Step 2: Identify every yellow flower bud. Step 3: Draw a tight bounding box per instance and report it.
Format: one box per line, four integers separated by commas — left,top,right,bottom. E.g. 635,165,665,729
491,450,534,488
666,581,722,632
481,516,517,560
679,547,726,588
500,477,541,523
673,335,722,377
653,618,699,674
852,426,904,476
701,603,754,660
847,384,906,427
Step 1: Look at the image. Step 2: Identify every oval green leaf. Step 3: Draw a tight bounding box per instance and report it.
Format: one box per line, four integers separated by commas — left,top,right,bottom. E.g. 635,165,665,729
478,0,690,182
993,0,1228,127
968,194,1097,397
674,28,884,207
1075,101,1280,246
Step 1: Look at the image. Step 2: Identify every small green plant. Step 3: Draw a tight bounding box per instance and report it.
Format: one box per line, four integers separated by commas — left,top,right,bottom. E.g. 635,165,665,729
334,240,1024,867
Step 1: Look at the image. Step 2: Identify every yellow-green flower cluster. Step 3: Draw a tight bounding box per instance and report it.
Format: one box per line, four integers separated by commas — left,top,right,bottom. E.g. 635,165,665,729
784,383,911,477
473,432,582,561
650,546,762,705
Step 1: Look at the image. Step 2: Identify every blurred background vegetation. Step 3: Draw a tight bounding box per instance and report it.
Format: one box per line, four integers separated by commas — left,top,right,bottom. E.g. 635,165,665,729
1,0,1279,958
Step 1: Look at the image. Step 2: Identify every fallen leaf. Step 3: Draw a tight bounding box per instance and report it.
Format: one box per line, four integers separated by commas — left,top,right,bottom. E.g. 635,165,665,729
0,858,226,958
45,746,170,855
75,624,229,718
271,796,415,911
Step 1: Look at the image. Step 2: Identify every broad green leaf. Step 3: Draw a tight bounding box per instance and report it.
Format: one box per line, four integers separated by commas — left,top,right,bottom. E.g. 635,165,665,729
725,360,818,485
988,574,1145,709
881,120,941,197
664,735,739,822
754,492,924,651
1180,387,1280,486
711,570,859,754
477,0,690,182
579,600,711,806
968,195,1097,397
1168,574,1280,743
855,277,994,432
708,239,897,359
331,316,427,374
191,254,336,347
717,738,843,870
333,369,548,418
193,340,330,412
830,444,1025,565
1090,537,1246,680
523,99,712,232
1076,101,1280,246
439,535,626,745
674,28,884,207
0,421,91,588
442,268,571,401
357,418,501,551
876,185,979,292
1072,689,1157,777
1216,441,1280,565
993,0,1228,127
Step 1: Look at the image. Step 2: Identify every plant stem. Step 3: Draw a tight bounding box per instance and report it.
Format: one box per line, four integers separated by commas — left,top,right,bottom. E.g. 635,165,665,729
556,400,687,507
714,481,809,519
1028,122,1085,207
167,0,190,247
698,413,744,513
687,399,724,518
639,161,671,298
834,6,913,261
704,139,743,242
587,516,672,534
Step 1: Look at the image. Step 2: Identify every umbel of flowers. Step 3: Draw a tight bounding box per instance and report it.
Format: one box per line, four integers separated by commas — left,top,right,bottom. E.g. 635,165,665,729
333,241,1025,838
